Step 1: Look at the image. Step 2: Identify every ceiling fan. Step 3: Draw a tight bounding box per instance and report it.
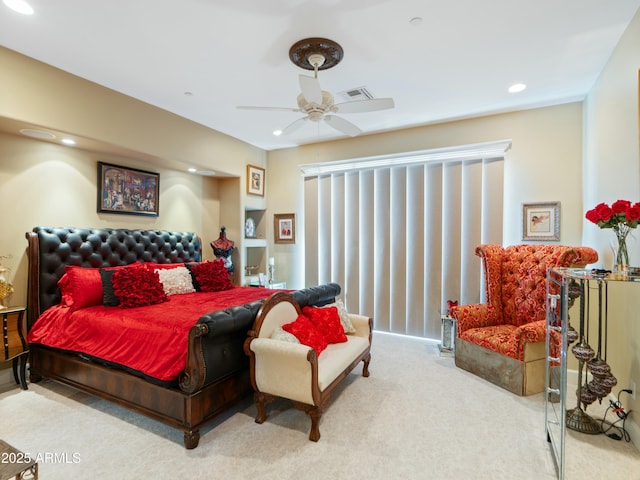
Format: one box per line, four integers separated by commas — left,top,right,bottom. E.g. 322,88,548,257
237,38,395,137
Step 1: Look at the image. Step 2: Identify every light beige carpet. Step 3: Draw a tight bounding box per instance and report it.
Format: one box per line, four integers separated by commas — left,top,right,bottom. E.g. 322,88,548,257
1,332,638,479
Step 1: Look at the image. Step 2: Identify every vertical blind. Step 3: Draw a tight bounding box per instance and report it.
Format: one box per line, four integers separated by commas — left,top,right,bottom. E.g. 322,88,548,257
303,147,506,340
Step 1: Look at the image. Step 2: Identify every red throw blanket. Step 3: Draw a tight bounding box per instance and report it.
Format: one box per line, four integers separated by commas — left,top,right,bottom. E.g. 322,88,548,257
27,287,279,382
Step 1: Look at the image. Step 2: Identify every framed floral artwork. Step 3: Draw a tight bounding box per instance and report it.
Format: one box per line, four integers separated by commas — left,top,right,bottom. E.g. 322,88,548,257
274,213,295,244
247,164,265,196
522,202,560,241
97,162,159,216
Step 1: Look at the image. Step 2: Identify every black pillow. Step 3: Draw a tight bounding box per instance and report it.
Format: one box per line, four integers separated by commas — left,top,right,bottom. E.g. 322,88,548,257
184,262,202,291
99,268,120,306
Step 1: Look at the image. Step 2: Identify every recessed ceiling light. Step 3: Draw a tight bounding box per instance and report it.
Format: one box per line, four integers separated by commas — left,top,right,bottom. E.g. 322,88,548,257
3,0,34,15
273,129,282,136
197,170,216,176
508,83,527,93
409,17,423,26
188,167,197,173
19,128,56,140
61,138,76,146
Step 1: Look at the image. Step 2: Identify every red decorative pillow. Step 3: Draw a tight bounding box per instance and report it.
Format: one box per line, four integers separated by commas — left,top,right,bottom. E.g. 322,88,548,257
99,263,145,306
282,314,328,355
188,259,233,292
61,266,103,310
302,305,347,344
111,264,168,308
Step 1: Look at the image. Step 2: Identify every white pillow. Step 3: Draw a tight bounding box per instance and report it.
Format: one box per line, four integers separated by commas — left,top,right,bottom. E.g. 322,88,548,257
321,298,356,334
156,266,196,296
270,326,300,343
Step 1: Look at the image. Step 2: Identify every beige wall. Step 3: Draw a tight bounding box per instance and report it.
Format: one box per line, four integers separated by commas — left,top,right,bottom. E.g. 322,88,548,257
0,46,270,305
0,131,223,306
267,102,585,289
581,9,640,417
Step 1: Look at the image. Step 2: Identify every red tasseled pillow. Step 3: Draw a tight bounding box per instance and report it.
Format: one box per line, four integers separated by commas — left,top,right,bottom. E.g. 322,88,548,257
188,259,233,292
111,264,168,308
282,314,329,355
60,266,104,310
302,305,347,344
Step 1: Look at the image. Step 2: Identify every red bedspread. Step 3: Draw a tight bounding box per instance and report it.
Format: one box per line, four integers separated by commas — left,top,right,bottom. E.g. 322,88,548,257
27,287,278,382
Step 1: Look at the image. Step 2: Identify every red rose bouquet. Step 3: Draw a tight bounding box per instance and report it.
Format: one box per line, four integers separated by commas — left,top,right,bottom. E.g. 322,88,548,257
585,200,640,269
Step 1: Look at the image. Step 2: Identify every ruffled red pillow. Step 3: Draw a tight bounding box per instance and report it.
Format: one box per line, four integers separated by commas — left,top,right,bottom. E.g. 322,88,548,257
99,263,145,306
282,314,328,355
111,264,168,308
187,259,233,292
302,305,347,344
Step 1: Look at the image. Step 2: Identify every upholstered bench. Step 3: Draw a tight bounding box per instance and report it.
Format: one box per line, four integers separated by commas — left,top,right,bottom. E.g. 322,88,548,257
244,291,372,441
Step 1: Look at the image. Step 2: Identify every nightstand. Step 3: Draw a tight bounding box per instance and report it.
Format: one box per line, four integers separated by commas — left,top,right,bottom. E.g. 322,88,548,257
1,306,29,390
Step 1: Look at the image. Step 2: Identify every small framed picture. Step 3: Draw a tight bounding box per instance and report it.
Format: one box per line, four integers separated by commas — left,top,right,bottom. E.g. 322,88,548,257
98,161,159,216
247,164,265,196
274,213,295,244
522,202,560,241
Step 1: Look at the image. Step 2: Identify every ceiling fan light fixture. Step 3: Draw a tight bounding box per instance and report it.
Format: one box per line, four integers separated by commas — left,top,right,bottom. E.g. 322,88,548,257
289,37,343,71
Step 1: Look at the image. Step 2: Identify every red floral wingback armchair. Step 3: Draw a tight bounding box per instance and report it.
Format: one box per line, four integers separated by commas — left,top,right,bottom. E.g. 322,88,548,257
451,244,598,396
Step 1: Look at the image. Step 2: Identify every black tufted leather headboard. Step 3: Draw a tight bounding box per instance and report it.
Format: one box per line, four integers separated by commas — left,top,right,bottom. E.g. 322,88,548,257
26,227,202,327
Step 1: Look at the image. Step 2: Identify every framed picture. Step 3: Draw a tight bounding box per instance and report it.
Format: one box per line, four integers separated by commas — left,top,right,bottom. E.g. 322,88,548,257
247,164,265,196
274,213,295,244
98,161,159,216
522,202,560,241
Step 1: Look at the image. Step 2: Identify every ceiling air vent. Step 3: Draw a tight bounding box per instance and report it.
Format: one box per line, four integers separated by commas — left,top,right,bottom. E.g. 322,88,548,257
338,87,375,102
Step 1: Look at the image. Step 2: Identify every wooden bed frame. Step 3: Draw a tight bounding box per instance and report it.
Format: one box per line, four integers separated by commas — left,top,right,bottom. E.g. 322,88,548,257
25,227,340,449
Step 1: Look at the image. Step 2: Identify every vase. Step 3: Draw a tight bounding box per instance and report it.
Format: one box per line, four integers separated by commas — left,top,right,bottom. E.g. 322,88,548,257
612,226,630,275
0,267,12,309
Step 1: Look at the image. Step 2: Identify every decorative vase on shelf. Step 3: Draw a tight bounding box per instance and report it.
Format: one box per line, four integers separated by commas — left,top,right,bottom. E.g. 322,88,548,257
611,226,630,275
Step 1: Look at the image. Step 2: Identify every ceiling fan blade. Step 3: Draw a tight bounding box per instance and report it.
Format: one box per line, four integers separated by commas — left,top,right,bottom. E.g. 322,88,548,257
281,117,309,135
237,106,301,112
299,74,323,104
324,115,362,137
334,98,395,114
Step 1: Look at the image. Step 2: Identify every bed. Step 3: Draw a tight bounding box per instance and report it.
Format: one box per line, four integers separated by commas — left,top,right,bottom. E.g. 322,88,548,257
25,227,340,448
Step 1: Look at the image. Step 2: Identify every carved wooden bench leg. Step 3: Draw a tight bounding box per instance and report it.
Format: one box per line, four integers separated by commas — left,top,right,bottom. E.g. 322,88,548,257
183,429,200,449
292,401,323,441
254,391,276,424
362,352,371,377
308,407,322,442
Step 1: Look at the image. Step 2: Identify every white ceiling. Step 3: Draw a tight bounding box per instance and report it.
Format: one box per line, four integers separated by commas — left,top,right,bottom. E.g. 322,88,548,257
1,0,639,151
